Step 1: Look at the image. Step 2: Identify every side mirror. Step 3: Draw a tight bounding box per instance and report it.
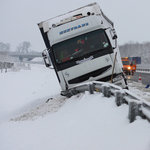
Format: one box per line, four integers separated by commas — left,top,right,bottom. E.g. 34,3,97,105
42,49,51,67
110,29,117,40
109,29,117,50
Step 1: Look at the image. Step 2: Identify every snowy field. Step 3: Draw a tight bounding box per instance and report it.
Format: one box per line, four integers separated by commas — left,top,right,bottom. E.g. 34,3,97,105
1,64,150,150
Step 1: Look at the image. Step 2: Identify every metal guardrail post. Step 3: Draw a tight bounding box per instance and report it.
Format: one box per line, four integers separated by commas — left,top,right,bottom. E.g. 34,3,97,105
66,81,150,123
128,100,137,123
128,100,142,123
102,85,111,97
115,91,122,106
88,84,94,94
115,91,126,106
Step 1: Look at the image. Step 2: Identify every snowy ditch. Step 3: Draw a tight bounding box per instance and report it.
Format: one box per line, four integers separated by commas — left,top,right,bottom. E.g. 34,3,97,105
10,95,67,121
1,64,150,150
7,79,150,123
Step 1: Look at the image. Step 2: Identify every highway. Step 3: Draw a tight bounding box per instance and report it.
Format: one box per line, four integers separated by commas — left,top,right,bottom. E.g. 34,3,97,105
127,72,150,85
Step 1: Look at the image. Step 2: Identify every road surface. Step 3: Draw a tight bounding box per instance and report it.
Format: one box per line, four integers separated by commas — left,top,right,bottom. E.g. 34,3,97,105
127,72,150,85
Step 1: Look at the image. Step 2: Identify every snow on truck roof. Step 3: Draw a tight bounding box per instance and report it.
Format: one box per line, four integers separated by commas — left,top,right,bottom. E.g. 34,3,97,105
38,2,113,32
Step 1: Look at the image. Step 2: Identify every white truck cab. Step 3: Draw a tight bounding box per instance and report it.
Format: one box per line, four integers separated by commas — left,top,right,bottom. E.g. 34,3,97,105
38,2,128,96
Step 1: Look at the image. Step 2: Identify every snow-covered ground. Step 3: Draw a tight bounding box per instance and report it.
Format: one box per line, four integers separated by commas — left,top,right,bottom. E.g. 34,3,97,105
0,64,150,150
128,81,150,102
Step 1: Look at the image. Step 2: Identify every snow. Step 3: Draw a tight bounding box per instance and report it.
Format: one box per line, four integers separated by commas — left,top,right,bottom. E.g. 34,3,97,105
1,64,150,150
128,80,150,102
31,57,43,62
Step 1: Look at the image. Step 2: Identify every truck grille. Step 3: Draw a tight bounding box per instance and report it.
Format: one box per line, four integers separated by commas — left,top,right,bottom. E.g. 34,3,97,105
68,65,112,84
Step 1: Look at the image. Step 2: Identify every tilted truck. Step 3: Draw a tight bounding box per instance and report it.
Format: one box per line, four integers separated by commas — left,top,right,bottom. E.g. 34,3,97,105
38,2,128,97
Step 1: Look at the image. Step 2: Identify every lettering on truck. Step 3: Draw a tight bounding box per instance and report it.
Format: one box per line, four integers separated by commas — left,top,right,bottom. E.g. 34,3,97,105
59,23,89,35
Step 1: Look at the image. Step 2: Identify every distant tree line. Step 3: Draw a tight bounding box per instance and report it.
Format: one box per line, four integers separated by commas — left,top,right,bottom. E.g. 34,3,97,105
0,41,33,62
0,42,10,52
0,42,10,62
119,41,150,64
16,41,31,53
0,41,32,53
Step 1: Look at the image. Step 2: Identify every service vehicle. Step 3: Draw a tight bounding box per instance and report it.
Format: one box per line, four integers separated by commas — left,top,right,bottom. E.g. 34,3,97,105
122,57,136,75
38,2,128,97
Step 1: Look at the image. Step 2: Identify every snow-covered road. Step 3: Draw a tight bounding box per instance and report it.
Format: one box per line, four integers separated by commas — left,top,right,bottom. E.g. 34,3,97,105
0,64,150,150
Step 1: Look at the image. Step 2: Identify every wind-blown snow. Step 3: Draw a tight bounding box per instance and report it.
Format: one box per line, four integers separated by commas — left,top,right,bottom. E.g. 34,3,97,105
0,64,150,150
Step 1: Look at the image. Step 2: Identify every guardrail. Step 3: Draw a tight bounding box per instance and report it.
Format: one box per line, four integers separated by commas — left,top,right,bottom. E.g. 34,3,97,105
64,81,150,123
136,69,150,72
136,64,150,72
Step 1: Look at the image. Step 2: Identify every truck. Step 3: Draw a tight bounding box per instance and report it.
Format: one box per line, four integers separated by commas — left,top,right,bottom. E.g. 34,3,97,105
38,2,128,97
121,57,136,75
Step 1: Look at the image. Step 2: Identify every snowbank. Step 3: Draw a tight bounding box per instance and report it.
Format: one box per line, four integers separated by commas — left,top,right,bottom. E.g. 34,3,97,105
0,64,150,150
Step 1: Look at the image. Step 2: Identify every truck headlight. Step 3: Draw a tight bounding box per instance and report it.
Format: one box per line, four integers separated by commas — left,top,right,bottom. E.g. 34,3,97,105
128,66,131,70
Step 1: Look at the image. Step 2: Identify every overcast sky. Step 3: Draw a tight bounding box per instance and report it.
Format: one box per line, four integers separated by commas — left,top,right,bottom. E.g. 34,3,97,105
1,0,150,52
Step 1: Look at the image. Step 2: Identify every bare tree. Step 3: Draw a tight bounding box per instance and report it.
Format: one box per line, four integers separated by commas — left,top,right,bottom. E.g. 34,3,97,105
0,42,11,72
0,42,10,62
0,42,10,52
16,41,32,53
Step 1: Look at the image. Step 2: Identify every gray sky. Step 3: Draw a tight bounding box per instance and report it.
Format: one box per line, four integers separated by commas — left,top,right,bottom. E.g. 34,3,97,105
0,0,150,52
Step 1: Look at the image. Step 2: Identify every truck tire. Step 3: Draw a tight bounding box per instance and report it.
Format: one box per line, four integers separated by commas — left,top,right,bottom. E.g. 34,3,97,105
129,70,131,75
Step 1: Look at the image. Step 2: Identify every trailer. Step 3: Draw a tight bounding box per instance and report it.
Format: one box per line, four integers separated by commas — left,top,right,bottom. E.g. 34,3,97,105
38,2,128,97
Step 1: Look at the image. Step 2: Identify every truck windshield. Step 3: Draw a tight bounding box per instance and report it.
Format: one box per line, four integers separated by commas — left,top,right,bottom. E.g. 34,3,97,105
53,29,110,64
122,61,130,65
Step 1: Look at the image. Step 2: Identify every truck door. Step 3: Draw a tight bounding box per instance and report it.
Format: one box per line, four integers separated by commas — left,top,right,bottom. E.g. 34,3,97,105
131,60,136,74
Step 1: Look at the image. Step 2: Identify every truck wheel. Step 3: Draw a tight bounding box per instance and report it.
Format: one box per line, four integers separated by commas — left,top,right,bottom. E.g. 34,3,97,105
129,70,131,75
125,86,129,90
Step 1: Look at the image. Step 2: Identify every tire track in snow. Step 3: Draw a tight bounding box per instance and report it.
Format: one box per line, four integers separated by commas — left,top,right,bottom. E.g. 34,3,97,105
10,95,67,121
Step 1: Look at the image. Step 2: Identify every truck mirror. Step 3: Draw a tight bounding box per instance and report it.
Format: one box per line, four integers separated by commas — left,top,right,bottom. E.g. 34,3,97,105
42,49,51,67
109,29,117,49
110,29,117,40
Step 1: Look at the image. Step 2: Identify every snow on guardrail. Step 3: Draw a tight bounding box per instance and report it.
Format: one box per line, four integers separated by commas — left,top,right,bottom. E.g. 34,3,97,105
136,64,150,72
66,81,150,123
